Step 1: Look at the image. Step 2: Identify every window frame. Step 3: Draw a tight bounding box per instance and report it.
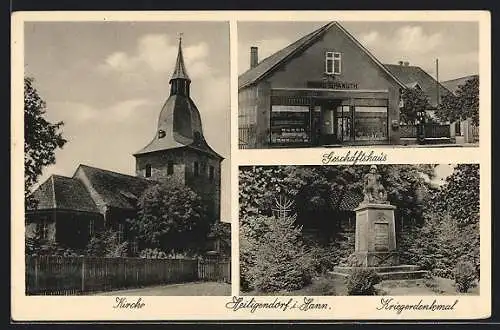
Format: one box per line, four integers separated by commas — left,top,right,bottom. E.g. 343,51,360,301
145,164,152,178
209,165,215,182
325,51,342,75
167,160,174,175
194,162,199,177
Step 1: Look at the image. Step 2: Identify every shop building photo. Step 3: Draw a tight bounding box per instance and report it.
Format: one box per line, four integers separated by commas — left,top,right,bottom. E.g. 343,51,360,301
238,21,479,149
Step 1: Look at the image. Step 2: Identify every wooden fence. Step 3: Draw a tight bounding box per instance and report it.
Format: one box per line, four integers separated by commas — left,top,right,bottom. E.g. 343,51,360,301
26,256,230,295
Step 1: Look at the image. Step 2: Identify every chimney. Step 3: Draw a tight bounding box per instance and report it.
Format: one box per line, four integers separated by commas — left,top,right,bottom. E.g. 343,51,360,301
404,61,410,66
250,46,258,69
398,60,404,66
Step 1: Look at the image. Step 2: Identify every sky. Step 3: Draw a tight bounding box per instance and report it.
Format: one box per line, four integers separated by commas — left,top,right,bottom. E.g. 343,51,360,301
24,21,231,221
238,21,479,81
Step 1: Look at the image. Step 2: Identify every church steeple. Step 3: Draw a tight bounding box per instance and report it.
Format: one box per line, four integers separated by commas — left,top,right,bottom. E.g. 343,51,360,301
170,34,191,97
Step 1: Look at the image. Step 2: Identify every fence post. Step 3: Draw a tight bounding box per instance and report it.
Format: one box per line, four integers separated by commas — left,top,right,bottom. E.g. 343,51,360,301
81,257,85,293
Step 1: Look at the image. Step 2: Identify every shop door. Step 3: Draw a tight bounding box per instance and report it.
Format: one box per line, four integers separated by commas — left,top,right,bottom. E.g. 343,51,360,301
320,101,339,144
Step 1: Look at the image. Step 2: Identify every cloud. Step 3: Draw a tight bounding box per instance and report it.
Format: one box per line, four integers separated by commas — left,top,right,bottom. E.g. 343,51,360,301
99,34,213,79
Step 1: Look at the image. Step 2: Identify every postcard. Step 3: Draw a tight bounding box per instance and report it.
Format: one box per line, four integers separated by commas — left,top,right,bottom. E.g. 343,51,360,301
11,10,491,321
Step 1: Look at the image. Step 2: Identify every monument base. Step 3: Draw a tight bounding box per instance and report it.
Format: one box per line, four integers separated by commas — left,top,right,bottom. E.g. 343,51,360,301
330,265,428,281
351,251,399,267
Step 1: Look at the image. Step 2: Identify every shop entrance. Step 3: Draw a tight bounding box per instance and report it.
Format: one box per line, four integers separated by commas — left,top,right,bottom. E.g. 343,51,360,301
312,100,352,146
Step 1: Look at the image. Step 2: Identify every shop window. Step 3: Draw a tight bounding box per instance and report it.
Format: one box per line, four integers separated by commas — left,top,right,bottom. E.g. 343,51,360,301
194,162,199,177
209,166,215,182
145,164,152,178
354,106,388,141
167,161,174,175
325,52,341,75
270,105,310,144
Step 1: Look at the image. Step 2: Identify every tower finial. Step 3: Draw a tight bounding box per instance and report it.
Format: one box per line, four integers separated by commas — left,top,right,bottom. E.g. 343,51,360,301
170,32,190,82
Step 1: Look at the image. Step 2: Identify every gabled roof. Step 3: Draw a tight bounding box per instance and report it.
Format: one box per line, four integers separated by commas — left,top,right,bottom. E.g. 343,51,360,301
238,21,406,90
441,74,479,95
75,164,156,211
29,174,100,213
384,64,453,107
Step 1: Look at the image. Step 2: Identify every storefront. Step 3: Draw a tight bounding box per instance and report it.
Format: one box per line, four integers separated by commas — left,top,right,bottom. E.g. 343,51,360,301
269,88,390,147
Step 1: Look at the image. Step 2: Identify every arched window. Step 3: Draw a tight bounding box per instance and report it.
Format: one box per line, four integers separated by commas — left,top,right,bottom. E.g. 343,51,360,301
145,164,152,178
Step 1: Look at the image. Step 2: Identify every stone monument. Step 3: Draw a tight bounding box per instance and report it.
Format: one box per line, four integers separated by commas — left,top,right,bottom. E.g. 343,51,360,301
351,165,398,266
331,165,427,281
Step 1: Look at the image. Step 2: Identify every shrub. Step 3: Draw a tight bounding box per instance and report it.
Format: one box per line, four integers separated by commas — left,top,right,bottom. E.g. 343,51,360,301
454,260,477,293
306,277,336,296
139,248,168,259
346,268,381,295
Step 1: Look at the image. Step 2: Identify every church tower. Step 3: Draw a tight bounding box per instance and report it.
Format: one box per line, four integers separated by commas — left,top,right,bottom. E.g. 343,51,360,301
133,36,223,222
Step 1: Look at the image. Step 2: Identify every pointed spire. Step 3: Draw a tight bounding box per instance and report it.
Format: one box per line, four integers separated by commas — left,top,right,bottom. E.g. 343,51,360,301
170,33,190,82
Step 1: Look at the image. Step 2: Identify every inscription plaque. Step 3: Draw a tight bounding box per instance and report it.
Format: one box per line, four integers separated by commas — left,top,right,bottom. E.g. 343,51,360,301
374,222,389,251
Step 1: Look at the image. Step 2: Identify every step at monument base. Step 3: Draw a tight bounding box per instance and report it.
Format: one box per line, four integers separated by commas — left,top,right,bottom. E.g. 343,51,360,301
330,265,428,281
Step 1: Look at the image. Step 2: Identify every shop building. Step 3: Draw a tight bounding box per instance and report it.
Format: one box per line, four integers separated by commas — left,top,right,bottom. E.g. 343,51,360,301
238,22,410,149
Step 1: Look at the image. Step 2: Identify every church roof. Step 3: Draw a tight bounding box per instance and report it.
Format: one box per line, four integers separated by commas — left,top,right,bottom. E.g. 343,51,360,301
384,64,453,107
238,21,406,90
75,164,155,211
29,174,100,213
170,38,191,81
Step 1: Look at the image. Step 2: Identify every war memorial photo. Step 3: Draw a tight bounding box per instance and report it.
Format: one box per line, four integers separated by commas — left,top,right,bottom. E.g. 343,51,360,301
24,21,231,295
239,164,480,295
238,21,479,149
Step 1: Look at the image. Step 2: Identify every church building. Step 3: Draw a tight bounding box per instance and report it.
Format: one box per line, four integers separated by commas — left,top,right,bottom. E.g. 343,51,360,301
26,37,224,252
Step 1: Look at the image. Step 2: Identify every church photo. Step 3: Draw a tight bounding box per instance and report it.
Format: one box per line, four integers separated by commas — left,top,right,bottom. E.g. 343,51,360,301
23,21,231,295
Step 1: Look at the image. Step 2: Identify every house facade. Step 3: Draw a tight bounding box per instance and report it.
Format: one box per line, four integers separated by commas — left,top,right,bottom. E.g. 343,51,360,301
238,22,469,148
26,37,225,253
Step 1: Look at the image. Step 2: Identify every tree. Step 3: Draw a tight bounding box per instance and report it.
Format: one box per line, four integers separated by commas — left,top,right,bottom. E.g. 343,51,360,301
127,179,209,255
437,76,479,125
400,87,433,125
24,77,67,208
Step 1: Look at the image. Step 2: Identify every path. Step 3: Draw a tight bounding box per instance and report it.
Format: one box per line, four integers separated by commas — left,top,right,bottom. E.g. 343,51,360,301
93,281,231,296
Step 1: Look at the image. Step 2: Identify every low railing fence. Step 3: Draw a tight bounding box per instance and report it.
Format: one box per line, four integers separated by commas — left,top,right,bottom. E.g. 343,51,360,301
26,255,230,295
400,123,450,139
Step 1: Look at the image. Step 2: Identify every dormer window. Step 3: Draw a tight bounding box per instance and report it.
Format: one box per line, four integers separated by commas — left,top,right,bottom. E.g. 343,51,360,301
158,129,166,139
325,51,341,75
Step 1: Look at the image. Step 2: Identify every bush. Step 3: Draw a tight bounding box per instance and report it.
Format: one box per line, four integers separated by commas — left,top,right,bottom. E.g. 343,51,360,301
306,277,336,296
346,268,381,295
454,261,477,293
139,248,168,259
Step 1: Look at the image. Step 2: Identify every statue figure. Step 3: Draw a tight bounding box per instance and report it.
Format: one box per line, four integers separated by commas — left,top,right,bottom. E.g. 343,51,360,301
362,165,388,204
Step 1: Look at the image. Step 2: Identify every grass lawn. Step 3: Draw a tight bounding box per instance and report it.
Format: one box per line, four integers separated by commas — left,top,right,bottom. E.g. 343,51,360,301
94,281,231,296
242,275,479,296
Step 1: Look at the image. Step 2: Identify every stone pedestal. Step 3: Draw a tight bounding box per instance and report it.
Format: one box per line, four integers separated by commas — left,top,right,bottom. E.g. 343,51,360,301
351,203,398,267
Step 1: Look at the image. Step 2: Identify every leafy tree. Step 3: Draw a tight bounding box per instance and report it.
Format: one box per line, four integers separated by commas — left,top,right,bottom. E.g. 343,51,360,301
127,179,209,255
400,87,433,124
24,77,67,209
437,76,479,125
